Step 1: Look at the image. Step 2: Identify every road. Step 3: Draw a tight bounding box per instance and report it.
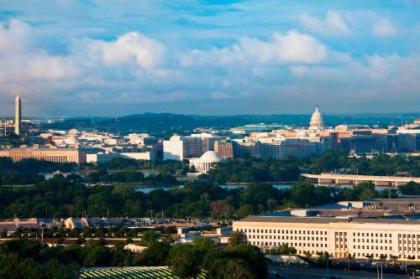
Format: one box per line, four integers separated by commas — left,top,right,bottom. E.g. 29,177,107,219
269,266,412,279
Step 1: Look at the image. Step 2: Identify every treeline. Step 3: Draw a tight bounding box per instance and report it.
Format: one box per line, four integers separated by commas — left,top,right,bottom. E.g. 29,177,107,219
0,235,266,279
0,158,76,185
0,174,398,219
306,151,419,176
2,151,418,186
204,151,419,184
205,158,300,183
85,158,186,185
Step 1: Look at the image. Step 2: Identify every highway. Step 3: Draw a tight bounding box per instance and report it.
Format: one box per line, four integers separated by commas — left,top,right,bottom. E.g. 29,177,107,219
269,266,413,279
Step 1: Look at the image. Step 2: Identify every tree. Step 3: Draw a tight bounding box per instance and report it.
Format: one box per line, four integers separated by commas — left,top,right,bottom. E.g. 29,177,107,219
140,241,170,266
228,232,245,247
225,244,267,279
141,231,158,247
277,244,296,255
192,237,215,254
356,182,376,201
399,181,420,195
236,205,253,219
207,258,255,279
210,200,233,220
83,241,112,267
169,244,201,279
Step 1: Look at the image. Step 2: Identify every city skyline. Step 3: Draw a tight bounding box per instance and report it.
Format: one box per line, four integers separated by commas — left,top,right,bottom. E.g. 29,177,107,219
0,1,419,116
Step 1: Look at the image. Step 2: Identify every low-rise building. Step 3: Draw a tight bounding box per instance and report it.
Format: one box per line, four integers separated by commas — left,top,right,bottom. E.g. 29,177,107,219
233,216,420,260
0,148,85,164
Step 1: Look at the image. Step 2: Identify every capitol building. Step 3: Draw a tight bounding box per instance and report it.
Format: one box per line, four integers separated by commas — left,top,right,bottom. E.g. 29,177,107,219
309,106,325,130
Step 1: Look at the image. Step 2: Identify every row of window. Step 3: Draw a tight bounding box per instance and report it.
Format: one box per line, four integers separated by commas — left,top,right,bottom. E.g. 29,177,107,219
239,228,327,235
352,253,420,260
353,238,391,244
353,245,392,251
248,241,327,248
246,234,327,242
353,232,391,238
398,234,420,239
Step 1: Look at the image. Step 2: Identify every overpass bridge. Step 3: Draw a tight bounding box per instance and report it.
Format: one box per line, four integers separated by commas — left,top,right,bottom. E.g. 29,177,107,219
302,173,420,187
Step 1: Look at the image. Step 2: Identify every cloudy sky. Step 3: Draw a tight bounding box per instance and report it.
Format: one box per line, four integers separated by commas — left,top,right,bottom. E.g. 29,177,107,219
0,0,419,117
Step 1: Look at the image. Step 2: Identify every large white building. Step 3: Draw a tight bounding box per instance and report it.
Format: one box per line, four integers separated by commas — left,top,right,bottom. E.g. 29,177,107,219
254,138,325,160
309,106,325,130
189,150,224,173
233,216,420,261
163,135,199,160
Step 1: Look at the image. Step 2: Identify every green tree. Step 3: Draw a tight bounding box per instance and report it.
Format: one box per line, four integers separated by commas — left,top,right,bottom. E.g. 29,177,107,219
277,244,296,255
141,231,158,246
169,244,201,279
228,232,245,247
140,241,170,266
207,258,255,279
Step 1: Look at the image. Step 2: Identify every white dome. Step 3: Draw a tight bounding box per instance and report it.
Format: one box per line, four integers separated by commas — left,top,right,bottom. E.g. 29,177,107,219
309,106,324,130
200,150,223,163
68,129,79,135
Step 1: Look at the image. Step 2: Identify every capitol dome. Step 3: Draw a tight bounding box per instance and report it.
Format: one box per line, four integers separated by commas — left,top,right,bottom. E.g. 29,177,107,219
309,106,324,130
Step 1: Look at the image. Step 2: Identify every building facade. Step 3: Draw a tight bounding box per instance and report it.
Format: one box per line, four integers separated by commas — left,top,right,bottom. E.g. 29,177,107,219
233,216,420,260
214,140,235,159
0,148,85,164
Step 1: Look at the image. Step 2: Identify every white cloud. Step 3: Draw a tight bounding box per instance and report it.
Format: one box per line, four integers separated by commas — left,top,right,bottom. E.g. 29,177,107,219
300,11,350,37
88,32,166,69
180,30,327,66
372,18,398,37
0,20,78,84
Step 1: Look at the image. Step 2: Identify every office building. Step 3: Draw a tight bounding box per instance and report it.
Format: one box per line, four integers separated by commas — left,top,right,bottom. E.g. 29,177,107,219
0,148,85,164
214,140,235,159
163,135,201,160
233,216,420,260
254,139,324,160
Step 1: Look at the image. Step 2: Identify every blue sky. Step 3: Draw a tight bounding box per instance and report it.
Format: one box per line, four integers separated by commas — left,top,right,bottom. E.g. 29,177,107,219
0,0,418,116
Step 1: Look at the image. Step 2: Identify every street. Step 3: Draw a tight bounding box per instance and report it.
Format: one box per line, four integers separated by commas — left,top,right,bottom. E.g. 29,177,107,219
268,266,413,279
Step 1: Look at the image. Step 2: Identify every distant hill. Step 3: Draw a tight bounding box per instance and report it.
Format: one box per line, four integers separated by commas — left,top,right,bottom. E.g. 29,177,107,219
43,112,419,136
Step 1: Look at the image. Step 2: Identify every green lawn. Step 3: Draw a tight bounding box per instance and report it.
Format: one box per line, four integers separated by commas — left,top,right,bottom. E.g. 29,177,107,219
80,266,206,279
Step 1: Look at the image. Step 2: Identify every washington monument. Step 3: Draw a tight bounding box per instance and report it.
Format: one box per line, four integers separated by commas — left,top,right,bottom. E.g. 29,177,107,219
14,95,21,136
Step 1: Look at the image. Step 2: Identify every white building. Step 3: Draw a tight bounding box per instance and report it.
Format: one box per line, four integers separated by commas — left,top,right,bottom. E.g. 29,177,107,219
163,135,203,160
233,216,420,261
255,138,324,160
309,106,325,130
86,151,155,163
189,150,224,173
86,152,121,164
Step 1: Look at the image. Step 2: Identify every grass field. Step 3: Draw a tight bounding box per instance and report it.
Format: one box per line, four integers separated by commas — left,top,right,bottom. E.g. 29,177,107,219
80,266,206,279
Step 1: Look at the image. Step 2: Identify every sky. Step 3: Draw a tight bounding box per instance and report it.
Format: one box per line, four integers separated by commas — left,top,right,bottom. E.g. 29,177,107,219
0,0,419,117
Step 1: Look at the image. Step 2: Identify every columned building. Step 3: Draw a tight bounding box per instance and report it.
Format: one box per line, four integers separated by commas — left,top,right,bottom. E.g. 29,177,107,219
233,216,420,261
